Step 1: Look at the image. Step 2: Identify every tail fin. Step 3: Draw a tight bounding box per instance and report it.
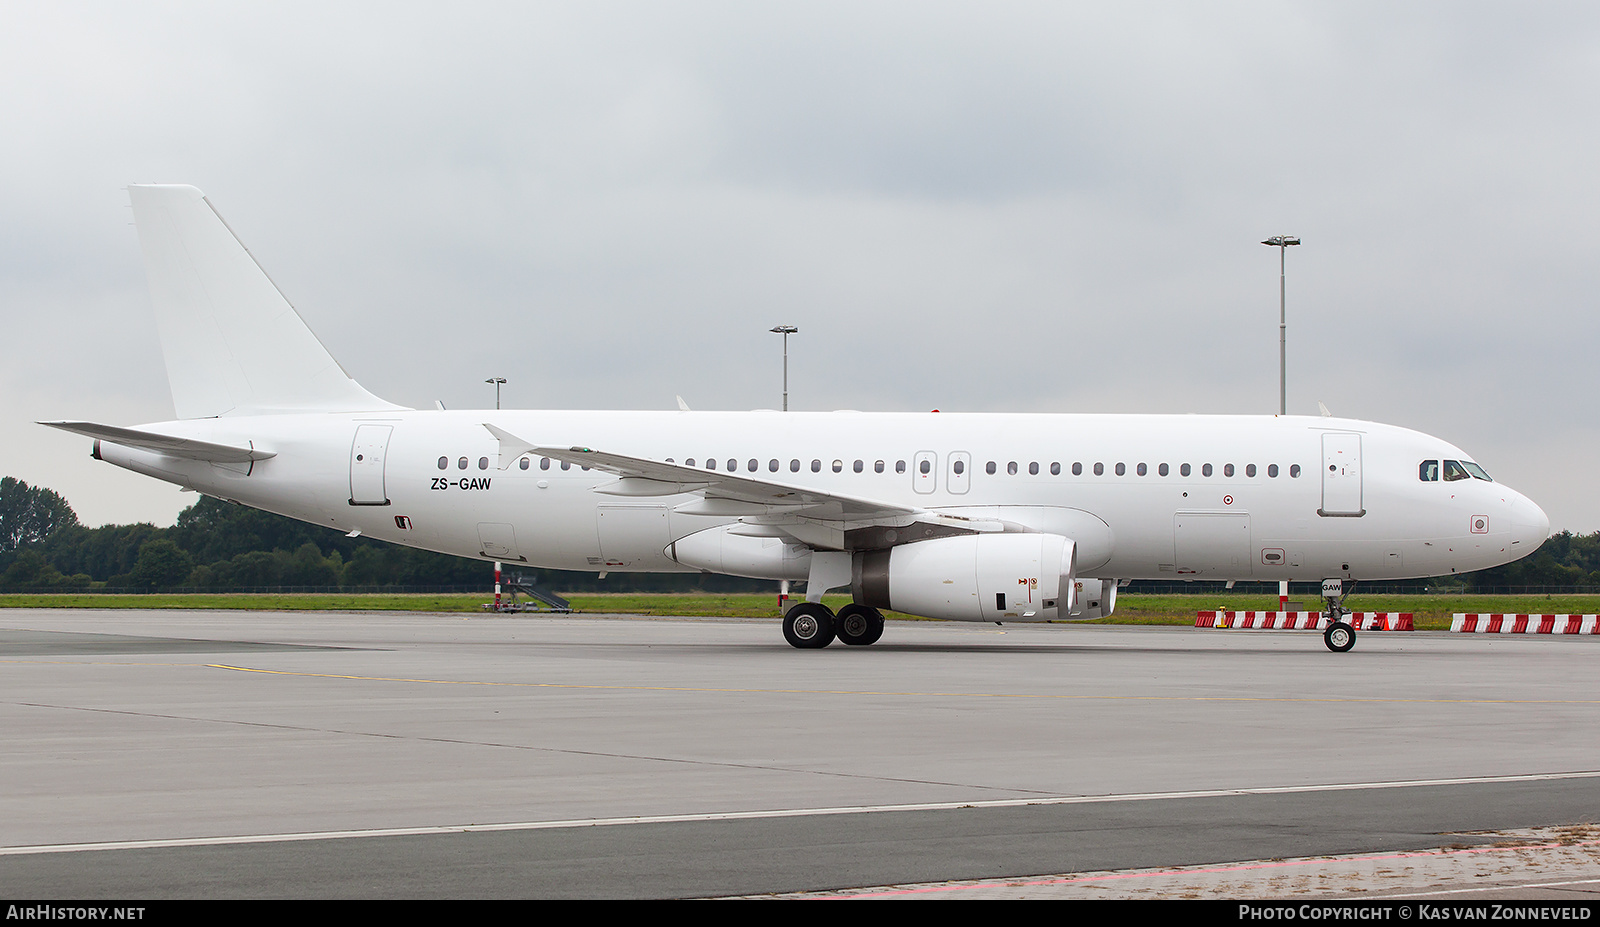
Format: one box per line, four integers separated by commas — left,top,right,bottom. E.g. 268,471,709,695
127,184,406,419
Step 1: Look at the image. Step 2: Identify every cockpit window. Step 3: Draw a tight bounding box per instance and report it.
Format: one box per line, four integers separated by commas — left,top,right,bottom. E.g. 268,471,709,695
1442,459,1472,482
1419,460,1439,482
1461,461,1493,482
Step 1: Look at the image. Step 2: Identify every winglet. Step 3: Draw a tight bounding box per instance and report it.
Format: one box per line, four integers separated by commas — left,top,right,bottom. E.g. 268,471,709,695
482,423,538,469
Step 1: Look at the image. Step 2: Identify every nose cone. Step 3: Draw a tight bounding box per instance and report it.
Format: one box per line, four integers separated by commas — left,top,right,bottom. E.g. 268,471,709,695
1510,492,1550,553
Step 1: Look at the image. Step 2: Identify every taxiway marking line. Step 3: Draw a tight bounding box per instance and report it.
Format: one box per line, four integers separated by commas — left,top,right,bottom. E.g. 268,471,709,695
204,664,1600,704
3,770,1599,857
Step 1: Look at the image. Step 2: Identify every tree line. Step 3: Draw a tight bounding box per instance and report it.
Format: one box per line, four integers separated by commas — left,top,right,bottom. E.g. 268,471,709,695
0,477,761,593
1,475,1596,593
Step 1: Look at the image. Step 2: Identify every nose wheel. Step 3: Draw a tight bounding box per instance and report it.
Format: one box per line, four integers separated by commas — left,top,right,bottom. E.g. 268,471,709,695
783,602,836,648
1321,578,1357,652
1323,621,1356,652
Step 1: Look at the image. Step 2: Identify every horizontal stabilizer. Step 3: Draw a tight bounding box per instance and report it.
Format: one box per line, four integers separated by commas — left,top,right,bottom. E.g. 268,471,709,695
40,421,274,463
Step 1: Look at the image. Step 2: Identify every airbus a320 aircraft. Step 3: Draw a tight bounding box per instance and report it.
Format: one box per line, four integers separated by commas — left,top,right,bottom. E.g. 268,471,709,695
44,185,1549,652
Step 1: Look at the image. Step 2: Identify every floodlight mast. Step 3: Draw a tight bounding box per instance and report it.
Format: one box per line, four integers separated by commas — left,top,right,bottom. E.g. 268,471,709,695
485,377,506,410
770,325,797,412
1261,236,1300,415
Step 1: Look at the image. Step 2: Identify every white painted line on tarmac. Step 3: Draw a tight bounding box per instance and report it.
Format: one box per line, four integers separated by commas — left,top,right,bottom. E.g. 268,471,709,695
5,769,1599,857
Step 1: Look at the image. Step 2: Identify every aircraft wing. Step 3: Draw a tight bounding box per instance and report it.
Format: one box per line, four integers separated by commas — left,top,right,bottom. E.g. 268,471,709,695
490,431,1004,550
40,421,275,463
530,444,916,520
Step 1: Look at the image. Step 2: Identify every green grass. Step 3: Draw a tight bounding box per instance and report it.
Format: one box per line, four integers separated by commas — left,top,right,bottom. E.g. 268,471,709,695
3,591,1599,631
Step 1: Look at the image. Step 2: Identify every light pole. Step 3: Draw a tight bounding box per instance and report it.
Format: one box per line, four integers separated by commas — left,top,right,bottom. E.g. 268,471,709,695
482,376,508,609
1260,236,1300,416
769,326,797,412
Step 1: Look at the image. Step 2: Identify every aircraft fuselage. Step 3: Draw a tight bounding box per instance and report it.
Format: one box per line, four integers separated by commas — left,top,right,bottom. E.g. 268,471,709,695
94,408,1548,585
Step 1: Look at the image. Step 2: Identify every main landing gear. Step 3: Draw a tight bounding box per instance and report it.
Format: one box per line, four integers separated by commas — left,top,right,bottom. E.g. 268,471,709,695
782,602,885,648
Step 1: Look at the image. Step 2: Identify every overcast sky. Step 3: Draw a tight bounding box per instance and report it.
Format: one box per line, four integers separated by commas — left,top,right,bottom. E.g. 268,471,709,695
3,2,1597,533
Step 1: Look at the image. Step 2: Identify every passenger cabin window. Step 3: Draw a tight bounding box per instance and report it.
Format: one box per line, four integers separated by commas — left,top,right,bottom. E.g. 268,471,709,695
986,461,997,475
1180,463,1191,477
478,457,489,470
853,460,864,473
1267,464,1278,478
953,459,965,475
561,461,571,471
875,460,885,473
896,460,907,473
437,457,448,470
541,457,551,470
1072,462,1083,476
1159,463,1169,476
1050,462,1061,476
920,459,931,474
458,457,469,470
791,459,801,472
1290,464,1300,478
1420,460,1440,481
1008,462,1018,475
1245,464,1256,477
519,458,530,470
1093,462,1104,476
1115,462,1125,476
812,459,822,472
832,459,843,473
1137,462,1147,476
769,459,779,472
1202,463,1212,477
748,459,758,472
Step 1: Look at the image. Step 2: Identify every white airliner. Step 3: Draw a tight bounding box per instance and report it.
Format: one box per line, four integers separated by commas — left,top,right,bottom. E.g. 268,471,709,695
44,185,1549,652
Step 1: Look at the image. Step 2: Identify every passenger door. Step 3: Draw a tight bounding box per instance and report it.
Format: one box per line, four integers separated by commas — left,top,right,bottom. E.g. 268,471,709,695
348,424,392,506
1320,433,1364,516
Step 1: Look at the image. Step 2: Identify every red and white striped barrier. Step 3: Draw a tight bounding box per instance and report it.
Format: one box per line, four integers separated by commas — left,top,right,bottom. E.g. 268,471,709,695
1196,612,1414,631
1451,614,1600,634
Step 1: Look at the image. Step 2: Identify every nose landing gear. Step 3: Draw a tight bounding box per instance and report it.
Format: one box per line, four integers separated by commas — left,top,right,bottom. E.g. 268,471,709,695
1321,578,1356,653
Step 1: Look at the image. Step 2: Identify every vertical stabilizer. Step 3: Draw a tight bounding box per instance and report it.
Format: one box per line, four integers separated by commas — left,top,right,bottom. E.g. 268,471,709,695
127,184,406,419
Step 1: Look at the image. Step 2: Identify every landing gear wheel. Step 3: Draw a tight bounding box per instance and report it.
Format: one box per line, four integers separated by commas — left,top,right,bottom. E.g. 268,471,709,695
783,602,836,649
835,604,885,646
1324,621,1356,653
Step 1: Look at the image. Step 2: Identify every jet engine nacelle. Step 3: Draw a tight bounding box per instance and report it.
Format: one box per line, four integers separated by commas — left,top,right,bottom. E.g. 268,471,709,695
851,533,1077,622
1067,578,1118,619
666,525,812,580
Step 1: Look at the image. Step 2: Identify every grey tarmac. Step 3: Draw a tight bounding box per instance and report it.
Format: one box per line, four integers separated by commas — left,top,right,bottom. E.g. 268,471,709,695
1,610,1596,898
